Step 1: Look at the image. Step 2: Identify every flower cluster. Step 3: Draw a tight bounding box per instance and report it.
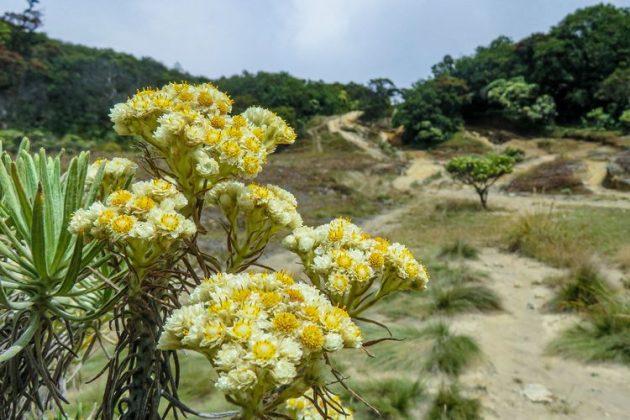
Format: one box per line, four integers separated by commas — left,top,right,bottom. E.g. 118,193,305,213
69,178,195,268
158,272,362,412
109,83,297,201
86,157,137,197
283,218,428,314
207,181,302,230
286,391,354,419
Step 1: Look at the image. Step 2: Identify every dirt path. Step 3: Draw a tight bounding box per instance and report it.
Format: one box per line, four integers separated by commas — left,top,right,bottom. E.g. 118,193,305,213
453,249,630,419
327,112,390,161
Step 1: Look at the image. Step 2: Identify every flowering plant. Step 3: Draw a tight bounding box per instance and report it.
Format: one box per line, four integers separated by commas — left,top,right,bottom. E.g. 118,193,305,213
0,83,428,420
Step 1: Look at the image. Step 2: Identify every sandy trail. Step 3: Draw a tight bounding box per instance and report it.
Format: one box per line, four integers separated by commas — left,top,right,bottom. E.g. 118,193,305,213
451,249,630,419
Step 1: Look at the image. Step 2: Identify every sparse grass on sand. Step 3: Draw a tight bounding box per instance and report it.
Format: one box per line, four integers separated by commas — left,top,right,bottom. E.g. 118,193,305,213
380,263,491,321
548,300,630,365
426,385,482,420
342,378,424,419
390,198,510,255
545,265,613,313
439,240,480,260
429,131,492,159
506,207,630,267
505,210,589,268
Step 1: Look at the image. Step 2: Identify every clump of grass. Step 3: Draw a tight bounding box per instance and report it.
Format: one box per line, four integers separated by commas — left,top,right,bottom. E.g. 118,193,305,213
426,385,482,420
434,199,483,214
545,265,613,313
343,378,424,419
420,322,481,376
548,301,630,365
505,210,590,268
425,284,502,316
439,240,479,260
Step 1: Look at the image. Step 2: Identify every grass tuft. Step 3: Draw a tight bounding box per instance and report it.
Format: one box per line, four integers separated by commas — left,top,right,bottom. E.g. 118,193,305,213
505,210,590,268
342,378,424,419
420,322,482,376
505,157,589,194
545,265,613,313
426,385,482,420
548,301,630,365
424,283,502,316
439,240,479,260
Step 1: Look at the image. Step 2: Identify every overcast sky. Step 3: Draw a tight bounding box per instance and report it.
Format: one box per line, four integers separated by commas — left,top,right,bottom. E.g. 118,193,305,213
2,0,628,86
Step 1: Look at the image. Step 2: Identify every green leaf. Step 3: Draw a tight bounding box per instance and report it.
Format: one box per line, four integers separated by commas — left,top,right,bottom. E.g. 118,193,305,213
31,185,49,282
57,234,84,294
0,312,39,362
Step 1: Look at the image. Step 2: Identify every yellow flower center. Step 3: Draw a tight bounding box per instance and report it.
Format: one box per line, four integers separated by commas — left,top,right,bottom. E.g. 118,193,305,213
232,115,247,128
368,251,385,268
152,179,173,191
110,190,133,207
160,213,180,231
232,288,252,303
260,291,282,308
302,305,320,322
354,263,371,282
204,129,221,145
232,320,253,340
405,262,420,277
242,156,260,176
328,226,344,242
111,215,135,234
197,91,214,106
273,312,299,334
286,288,305,303
98,209,116,226
221,140,241,158
301,325,324,350
178,91,194,102
217,101,229,114
252,340,277,361
203,322,225,341
133,196,155,212
226,126,242,138
244,137,261,152
211,115,226,129
322,307,349,331
335,252,353,269
329,273,350,294
276,272,295,285
252,127,265,141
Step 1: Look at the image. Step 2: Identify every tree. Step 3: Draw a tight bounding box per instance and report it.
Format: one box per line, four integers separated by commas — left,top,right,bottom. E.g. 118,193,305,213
393,75,470,146
446,153,516,209
358,78,398,122
486,77,556,125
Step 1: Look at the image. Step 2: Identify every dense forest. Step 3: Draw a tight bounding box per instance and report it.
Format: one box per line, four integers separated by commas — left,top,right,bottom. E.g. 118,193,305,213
0,2,628,149
395,3,630,145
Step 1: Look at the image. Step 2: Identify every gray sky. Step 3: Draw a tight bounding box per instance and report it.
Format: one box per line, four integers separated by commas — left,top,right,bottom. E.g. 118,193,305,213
2,0,629,86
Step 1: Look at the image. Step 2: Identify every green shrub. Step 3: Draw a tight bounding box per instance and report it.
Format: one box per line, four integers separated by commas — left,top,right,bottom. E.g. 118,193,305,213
446,153,515,208
487,77,556,125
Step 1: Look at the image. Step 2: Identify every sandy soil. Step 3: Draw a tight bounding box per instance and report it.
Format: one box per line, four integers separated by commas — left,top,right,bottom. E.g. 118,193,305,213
454,249,630,420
